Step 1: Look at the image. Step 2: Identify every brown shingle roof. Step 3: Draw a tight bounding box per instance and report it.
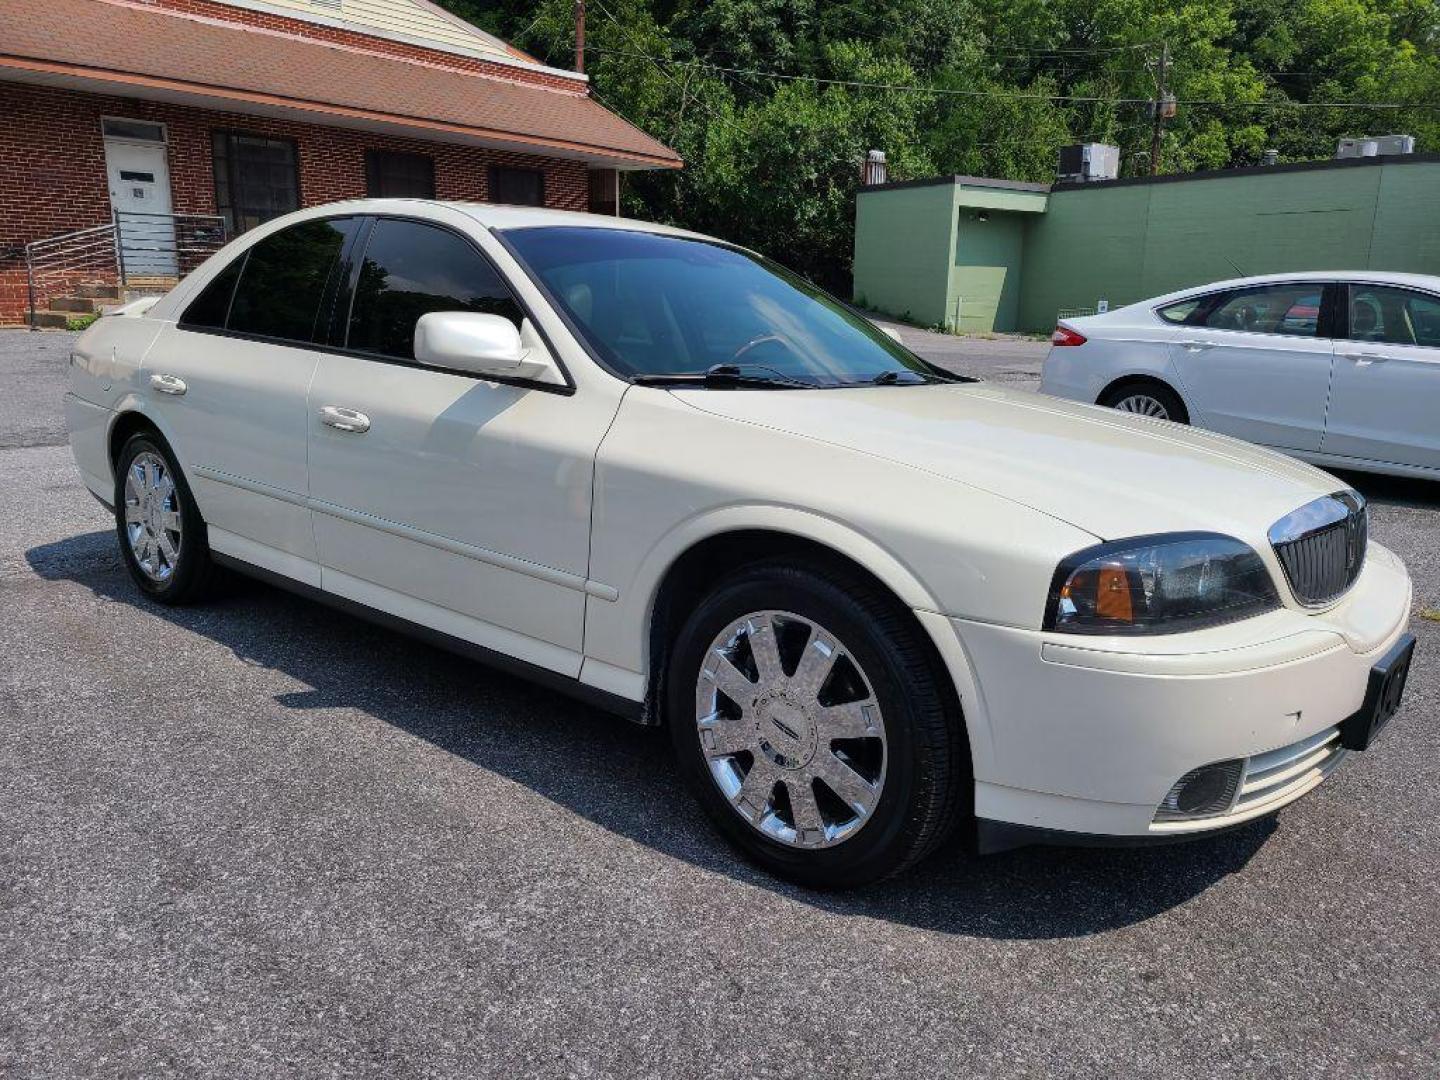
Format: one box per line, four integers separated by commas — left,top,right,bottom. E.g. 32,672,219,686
0,0,681,168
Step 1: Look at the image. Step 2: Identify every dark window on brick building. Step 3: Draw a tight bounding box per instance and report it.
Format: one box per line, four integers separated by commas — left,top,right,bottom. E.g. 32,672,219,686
212,131,300,234
489,166,545,207
365,150,436,198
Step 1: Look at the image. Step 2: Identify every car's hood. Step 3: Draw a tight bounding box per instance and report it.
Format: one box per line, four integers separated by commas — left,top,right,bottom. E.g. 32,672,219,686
674,383,1341,542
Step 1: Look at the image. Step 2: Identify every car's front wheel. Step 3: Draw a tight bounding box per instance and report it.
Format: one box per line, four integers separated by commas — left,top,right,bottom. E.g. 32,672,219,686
114,431,218,604
667,561,967,887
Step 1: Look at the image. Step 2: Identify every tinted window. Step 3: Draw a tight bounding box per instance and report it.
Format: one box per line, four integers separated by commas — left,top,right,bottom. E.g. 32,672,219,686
1202,284,1322,336
180,254,245,330
1157,298,1201,324
502,226,950,385
1349,285,1440,347
365,150,435,198
490,167,545,207
346,219,523,361
228,217,358,342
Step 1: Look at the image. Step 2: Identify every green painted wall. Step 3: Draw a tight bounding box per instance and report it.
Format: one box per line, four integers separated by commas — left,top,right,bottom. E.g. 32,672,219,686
855,159,1440,335
1017,159,1440,331
948,210,1027,333
852,182,957,326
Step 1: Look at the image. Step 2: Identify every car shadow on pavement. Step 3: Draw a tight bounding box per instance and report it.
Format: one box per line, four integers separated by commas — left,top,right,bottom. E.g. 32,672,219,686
28,530,1275,940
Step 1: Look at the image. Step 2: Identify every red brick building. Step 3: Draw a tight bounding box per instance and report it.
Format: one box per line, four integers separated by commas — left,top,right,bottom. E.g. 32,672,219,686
0,0,681,325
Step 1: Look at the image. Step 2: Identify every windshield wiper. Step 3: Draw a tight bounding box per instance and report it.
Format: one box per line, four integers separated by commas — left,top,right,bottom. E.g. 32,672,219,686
629,363,811,389
870,369,962,385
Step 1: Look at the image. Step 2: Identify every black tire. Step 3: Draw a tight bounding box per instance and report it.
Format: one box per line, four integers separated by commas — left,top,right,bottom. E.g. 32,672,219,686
666,560,968,888
113,431,219,604
1098,379,1189,424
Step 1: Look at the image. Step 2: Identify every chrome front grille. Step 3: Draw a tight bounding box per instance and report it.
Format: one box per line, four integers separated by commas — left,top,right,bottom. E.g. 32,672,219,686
1268,491,1367,606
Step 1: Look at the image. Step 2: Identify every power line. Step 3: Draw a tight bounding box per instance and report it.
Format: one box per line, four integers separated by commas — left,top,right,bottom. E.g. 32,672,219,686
584,45,1440,111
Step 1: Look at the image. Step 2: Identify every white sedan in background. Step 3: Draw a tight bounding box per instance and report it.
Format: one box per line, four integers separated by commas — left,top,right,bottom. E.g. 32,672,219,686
1041,271,1440,479
66,206,1414,887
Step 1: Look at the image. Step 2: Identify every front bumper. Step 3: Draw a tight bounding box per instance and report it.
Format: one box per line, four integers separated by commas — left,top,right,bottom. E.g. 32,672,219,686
941,541,1413,844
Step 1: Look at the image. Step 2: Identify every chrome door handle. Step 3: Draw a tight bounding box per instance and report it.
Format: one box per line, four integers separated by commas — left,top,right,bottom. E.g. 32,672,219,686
1176,339,1213,351
149,373,187,395
1340,350,1388,364
319,405,371,433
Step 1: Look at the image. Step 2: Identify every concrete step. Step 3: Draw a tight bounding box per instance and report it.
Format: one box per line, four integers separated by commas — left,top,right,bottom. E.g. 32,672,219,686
30,311,73,329
50,296,98,313
76,283,122,299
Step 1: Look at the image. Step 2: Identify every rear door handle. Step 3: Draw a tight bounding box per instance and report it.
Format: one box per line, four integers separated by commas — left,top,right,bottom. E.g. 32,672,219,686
149,373,187,395
319,405,371,434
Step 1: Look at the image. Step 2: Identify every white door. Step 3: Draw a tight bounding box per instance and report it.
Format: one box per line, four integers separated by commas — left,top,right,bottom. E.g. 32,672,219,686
306,217,621,676
1322,283,1440,471
141,217,362,584
103,131,178,277
1167,281,1334,451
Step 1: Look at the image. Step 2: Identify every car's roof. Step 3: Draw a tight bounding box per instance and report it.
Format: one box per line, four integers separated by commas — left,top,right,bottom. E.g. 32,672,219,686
1148,269,1440,305
329,198,715,240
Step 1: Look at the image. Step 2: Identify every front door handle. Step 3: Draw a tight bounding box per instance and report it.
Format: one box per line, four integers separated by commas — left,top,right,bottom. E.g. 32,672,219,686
1339,350,1388,364
1176,339,1213,351
149,373,187,395
319,405,371,434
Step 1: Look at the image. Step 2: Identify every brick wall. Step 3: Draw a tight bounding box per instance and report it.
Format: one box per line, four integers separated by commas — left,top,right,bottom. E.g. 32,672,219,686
0,81,590,324
142,0,586,93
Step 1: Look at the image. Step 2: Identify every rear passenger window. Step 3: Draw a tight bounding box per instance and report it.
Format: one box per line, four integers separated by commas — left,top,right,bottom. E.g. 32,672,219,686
346,218,523,362
1157,298,1201,324
180,255,245,330
226,217,358,342
1349,285,1440,348
1201,285,1322,337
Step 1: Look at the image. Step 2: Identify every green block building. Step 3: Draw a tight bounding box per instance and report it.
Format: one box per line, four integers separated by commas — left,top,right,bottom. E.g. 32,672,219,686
853,154,1440,334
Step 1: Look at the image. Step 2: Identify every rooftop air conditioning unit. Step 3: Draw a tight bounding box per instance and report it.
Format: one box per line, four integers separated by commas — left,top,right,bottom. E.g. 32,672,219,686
1336,135,1416,159
1057,143,1120,183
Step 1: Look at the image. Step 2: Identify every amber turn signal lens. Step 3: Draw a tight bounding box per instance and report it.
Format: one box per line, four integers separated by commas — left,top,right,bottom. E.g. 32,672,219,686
1095,565,1133,621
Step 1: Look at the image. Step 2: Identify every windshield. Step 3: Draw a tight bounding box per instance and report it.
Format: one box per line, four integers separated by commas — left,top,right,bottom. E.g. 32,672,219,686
498,226,955,387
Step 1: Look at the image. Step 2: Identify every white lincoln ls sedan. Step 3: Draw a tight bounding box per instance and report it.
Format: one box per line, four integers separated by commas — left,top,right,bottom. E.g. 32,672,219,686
1040,271,1440,479
66,202,1415,887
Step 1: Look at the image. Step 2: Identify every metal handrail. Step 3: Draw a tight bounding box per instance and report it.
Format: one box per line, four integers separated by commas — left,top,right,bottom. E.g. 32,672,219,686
26,211,227,328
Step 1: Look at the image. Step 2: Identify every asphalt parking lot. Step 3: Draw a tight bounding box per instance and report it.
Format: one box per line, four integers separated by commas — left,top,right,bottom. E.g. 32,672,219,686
2,327,1437,1078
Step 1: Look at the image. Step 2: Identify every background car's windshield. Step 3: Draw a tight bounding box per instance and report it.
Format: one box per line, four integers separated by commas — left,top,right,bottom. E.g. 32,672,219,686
500,226,949,386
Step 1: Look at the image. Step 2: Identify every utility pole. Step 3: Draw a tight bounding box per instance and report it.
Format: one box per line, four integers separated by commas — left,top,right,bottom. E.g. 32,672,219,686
1149,42,1170,176
575,0,585,74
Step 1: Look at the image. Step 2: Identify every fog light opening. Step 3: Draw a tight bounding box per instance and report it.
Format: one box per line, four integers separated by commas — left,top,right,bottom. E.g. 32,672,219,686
1155,759,1243,822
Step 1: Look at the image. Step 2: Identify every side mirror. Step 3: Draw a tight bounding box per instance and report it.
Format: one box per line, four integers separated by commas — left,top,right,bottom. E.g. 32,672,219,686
414,311,563,385
415,311,527,376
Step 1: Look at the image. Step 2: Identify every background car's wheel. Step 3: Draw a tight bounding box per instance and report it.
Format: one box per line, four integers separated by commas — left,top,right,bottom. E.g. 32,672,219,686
114,431,218,604
667,560,967,888
1099,380,1189,423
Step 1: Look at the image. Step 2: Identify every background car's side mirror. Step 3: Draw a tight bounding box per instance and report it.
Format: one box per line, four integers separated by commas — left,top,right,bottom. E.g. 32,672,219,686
413,311,560,383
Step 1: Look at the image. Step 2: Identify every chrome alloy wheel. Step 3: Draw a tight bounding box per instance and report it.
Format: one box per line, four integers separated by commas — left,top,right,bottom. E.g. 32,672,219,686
694,611,887,849
1113,393,1171,419
123,451,182,582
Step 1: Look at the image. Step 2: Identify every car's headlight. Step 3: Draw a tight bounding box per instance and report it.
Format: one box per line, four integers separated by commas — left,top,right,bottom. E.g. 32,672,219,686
1045,532,1280,635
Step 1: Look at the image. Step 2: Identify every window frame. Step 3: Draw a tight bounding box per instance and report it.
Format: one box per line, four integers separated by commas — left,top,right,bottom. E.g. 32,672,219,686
364,149,437,199
488,166,546,207
1152,281,1340,340
211,128,302,235
1339,281,1440,350
177,214,360,348
331,214,574,393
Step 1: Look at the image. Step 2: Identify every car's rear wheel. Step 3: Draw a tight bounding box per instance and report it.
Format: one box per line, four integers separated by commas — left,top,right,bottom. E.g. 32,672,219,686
667,561,966,888
1099,380,1189,423
114,432,218,604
